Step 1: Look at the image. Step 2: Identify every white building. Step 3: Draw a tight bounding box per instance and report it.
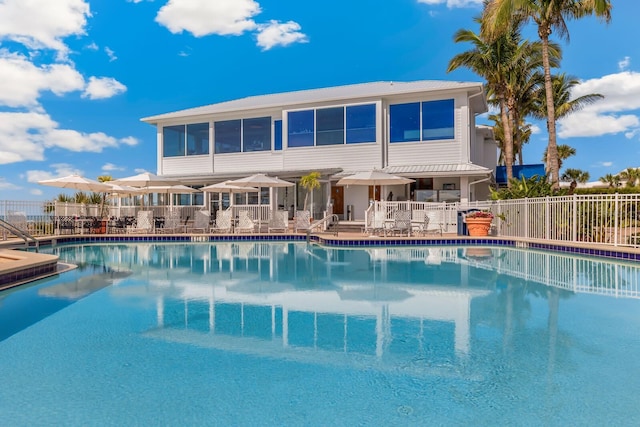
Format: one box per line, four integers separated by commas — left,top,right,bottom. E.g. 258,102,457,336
141,80,496,220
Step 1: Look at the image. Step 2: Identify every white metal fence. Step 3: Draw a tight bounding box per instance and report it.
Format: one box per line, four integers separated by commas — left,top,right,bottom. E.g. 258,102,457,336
3,194,640,248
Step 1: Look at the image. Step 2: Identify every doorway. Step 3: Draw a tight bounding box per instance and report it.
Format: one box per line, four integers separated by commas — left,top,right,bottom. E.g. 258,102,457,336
330,185,344,217
368,185,381,201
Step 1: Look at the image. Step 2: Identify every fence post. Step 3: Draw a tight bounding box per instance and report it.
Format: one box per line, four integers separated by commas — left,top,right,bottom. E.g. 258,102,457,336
545,196,551,240
614,193,619,246
572,194,577,242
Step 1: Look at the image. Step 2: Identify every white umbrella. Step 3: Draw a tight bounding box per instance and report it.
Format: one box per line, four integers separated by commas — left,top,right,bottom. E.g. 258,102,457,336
200,181,259,193
104,182,144,195
336,170,415,186
38,174,114,192
228,173,295,188
145,185,198,194
111,172,181,188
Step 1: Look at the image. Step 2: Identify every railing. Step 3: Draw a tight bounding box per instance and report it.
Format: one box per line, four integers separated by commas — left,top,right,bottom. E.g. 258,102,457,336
0,218,39,250
3,194,640,248
307,214,340,241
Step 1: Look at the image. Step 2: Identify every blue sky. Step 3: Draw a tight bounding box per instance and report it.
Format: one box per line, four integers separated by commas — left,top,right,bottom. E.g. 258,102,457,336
0,0,638,200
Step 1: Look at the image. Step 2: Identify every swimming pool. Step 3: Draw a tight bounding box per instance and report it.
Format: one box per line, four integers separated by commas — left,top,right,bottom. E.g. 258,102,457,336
1,242,639,425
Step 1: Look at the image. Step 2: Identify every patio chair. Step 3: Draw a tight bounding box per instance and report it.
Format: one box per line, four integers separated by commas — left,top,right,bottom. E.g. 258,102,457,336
411,210,429,235
235,210,256,233
211,210,233,233
55,216,76,235
268,210,288,233
157,209,182,233
294,210,310,233
190,210,211,233
130,210,153,233
424,210,444,235
388,210,412,236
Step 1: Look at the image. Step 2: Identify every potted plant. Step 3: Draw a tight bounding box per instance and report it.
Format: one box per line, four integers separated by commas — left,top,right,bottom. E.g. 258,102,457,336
464,210,494,236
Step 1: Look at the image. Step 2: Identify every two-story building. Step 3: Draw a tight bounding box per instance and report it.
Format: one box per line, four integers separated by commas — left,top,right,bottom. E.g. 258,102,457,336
141,80,496,220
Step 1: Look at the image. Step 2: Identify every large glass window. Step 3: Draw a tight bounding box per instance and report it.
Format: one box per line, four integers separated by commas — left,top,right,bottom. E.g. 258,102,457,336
316,107,344,146
163,125,186,157
215,120,241,153
346,104,376,143
422,99,454,140
186,123,209,155
243,117,271,152
390,99,455,143
390,103,420,143
274,120,282,150
288,110,314,147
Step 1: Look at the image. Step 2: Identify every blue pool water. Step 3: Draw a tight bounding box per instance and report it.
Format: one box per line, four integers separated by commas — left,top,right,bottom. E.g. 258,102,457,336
1,242,640,426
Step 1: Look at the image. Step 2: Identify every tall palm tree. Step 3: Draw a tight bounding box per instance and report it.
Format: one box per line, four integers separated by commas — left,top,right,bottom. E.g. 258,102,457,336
300,171,321,213
483,0,612,189
448,16,522,186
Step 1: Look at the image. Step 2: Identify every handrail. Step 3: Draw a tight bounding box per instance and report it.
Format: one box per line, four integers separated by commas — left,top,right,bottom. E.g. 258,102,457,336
306,214,340,241
0,218,39,251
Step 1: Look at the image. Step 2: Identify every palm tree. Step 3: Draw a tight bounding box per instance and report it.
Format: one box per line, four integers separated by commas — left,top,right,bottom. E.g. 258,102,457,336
300,171,321,213
541,144,575,170
619,167,640,187
561,168,590,189
448,16,521,185
483,0,612,189
599,173,621,188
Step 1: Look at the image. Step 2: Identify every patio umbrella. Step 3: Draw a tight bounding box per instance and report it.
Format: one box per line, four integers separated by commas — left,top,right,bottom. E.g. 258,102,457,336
228,173,294,188
111,172,181,188
200,180,259,193
336,170,415,186
201,181,260,212
38,174,114,192
104,182,144,195
145,185,198,194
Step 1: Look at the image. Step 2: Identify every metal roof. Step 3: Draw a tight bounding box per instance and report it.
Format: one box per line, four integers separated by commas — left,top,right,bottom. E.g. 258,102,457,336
141,80,485,123
384,164,491,177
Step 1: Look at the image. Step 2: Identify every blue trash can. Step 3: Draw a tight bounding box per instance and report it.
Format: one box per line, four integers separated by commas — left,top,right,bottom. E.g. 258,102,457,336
457,209,480,235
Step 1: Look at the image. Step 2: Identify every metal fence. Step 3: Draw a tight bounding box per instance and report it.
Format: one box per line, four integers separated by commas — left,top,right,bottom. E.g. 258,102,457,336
3,194,640,248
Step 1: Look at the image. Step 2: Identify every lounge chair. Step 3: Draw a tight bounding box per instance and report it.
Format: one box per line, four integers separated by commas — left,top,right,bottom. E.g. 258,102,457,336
268,210,288,233
294,210,310,233
190,210,211,233
157,209,183,233
235,210,256,233
211,210,233,233
388,210,412,236
130,210,153,233
424,210,444,235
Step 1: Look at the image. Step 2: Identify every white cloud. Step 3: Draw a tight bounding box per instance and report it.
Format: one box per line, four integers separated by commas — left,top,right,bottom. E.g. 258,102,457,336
86,42,99,50
120,136,139,146
105,47,117,62
0,50,84,108
156,0,259,36
82,76,127,100
0,0,91,55
256,21,308,51
102,163,125,172
619,56,631,71
530,124,542,135
26,164,84,183
417,0,483,7
558,71,640,138
0,111,139,164
0,178,20,190
30,188,44,196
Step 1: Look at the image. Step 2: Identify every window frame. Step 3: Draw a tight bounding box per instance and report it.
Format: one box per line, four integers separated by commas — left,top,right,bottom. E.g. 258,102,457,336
389,98,455,144
163,123,210,158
